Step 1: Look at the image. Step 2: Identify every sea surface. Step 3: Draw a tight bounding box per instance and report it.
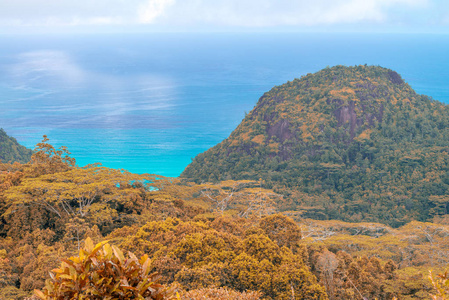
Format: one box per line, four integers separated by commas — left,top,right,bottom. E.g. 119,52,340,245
1,33,449,176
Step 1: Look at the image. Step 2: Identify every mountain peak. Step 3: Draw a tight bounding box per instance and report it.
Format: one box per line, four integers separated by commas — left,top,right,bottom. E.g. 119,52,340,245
182,65,449,226
183,65,422,179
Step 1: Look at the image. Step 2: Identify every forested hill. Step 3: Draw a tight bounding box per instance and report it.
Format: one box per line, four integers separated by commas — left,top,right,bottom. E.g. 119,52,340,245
182,65,449,226
0,129,32,163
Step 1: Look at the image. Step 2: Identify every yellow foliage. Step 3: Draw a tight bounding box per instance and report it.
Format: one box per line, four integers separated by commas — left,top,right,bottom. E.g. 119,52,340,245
356,129,373,141
329,87,356,101
251,134,265,144
241,131,251,141
182,287,262,300
268,142,280,153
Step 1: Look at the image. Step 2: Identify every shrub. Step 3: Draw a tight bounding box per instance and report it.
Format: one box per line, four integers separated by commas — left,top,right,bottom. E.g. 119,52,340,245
34,238,178,300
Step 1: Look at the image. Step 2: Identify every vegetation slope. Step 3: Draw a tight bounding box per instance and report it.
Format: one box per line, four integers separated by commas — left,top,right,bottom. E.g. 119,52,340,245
183,65,449,227
0,137,448,299
0,129,32,164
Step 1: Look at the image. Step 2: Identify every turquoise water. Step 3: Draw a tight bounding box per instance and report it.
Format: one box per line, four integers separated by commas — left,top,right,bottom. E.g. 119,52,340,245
1,33,449,176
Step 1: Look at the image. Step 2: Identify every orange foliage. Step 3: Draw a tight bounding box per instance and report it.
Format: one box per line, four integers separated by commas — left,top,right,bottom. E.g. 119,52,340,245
251,134,265,144
34,238,178,300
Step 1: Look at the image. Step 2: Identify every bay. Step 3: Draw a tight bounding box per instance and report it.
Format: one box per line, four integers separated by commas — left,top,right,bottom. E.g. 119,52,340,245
0,33,448,176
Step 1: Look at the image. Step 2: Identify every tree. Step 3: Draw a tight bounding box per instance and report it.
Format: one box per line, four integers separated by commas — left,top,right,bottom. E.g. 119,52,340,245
25,135,75,177
317,250,339,299
199,180,253,215
4,166,148,248
239,180,279,218
259,214,302,251
5,166,146,218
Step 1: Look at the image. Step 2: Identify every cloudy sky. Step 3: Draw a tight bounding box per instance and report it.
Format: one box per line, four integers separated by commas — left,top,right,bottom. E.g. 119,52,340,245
0,0,448,34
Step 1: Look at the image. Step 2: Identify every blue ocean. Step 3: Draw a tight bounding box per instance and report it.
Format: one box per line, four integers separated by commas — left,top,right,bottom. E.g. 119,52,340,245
1,33,448,176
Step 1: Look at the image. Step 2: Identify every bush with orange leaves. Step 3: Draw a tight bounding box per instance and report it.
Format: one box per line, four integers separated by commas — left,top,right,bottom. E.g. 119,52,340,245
34,238,179,300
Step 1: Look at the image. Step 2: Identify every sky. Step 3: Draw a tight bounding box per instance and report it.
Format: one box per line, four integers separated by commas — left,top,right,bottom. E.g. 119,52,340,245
0,0,448,34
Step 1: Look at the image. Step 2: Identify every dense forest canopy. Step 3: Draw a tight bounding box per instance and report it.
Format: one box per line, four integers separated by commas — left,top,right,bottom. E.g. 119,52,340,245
0,136,447,299
183,65,449,227
0,129,32,164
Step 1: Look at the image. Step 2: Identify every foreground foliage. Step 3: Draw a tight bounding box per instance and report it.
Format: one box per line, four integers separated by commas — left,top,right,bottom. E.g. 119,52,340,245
34,238,177,299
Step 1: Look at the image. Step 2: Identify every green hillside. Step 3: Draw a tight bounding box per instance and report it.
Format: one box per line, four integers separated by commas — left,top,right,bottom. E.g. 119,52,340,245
182,65,449,226
0,129,32,164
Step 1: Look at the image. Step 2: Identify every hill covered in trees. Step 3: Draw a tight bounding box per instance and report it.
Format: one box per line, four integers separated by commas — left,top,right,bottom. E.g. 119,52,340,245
182,65,449,227
0,129,32,164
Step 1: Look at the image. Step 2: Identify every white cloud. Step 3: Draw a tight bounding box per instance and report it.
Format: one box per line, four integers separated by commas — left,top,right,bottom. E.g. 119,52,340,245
0,0,433,30
138,0,175,24
160,0,429,27
0,0,147,27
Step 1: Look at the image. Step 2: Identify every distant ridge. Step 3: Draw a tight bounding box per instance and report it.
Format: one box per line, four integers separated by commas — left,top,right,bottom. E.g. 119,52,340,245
182,65,449,226
0,129,32,163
